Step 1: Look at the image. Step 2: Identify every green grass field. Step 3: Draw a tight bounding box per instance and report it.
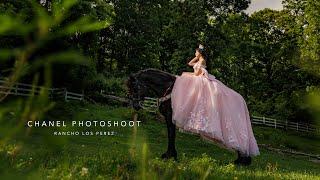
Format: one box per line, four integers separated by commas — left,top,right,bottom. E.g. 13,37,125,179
0,101,320,179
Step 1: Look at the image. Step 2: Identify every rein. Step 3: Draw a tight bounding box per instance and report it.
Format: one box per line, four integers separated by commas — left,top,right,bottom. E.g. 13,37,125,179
158,82,174,103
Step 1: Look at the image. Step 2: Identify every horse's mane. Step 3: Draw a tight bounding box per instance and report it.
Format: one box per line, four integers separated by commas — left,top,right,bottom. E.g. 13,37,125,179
126,68,177,96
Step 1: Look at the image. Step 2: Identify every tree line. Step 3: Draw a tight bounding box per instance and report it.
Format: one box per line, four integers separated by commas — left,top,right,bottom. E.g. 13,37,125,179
0,0,319,124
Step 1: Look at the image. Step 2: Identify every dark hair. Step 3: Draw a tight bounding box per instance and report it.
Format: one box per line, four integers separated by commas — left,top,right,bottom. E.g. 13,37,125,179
196,47,208,61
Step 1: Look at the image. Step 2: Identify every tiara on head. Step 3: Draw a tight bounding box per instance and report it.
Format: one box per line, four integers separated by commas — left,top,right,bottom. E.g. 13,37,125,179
198,44,204,50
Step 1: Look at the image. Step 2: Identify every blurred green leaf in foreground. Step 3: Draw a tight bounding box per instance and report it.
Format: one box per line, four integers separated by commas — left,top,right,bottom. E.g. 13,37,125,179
0,0,113,145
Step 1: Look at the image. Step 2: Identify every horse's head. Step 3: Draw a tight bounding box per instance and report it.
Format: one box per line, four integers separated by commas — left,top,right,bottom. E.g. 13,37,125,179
126,68,177,111
125,73,147,110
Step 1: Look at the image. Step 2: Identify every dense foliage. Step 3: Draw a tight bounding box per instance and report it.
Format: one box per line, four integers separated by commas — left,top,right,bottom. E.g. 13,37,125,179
0,0,319,123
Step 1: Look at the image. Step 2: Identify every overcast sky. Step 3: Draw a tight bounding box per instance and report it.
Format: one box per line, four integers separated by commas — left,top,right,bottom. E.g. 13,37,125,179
245,0,283,14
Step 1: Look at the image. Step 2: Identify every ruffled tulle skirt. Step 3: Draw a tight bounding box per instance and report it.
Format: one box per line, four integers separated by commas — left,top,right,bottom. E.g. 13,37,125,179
171,72,260,156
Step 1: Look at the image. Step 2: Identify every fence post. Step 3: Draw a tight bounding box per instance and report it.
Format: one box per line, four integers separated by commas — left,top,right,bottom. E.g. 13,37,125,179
15,84,18,95
285,120,288,130
49,89,53,98
81,90,84,101
263,117,265,124
275,119,277,129
296,123,298,131
64,90,68,101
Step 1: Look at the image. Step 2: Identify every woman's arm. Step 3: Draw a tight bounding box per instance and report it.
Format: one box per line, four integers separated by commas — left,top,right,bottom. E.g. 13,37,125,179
187,56,198,67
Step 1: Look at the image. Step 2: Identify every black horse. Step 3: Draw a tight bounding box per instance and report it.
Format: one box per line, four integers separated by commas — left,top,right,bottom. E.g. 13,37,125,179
126,68,252,165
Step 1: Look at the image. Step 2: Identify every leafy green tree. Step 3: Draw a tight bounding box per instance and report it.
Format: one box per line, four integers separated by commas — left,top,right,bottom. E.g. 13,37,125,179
283,0,320,75
300,0,320,75
105,0,251,75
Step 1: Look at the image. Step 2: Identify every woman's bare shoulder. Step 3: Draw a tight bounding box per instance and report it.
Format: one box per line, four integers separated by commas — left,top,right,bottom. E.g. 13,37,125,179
199,58,206,66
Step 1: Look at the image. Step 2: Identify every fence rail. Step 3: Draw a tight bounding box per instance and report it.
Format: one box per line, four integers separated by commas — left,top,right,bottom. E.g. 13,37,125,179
1,79,319,133
139,97,158,113
64,91,84,101
251,115,319,133
0,79,83,102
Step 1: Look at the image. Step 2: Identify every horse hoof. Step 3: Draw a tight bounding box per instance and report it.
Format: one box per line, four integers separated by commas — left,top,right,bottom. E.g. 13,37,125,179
161,152,178,161
233,157,242,165
233,156,252,166
161,152,168,159
242,157,252,166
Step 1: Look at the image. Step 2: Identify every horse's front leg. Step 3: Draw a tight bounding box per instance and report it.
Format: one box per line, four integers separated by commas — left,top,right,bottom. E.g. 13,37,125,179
160,101,177,161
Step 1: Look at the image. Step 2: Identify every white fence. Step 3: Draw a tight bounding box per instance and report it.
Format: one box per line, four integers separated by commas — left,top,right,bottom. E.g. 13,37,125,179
1,79,319,133
64,91,84,101
0,79,84,101
251,115,319,133
137,95,319,133
139,97,159,113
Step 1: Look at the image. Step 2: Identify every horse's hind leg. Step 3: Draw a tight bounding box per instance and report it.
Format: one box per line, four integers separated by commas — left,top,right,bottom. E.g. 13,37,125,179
234,150,252,166
160,100,177,161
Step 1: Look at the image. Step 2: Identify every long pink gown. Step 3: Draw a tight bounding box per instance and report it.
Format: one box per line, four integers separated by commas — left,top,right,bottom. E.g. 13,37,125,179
171,61,260,157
